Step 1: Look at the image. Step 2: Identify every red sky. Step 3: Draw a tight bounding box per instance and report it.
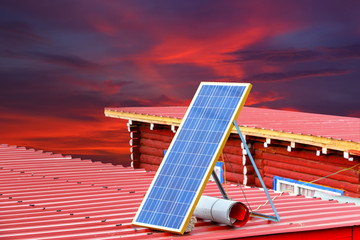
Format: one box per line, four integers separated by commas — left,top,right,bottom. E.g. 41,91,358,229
1,0,359,165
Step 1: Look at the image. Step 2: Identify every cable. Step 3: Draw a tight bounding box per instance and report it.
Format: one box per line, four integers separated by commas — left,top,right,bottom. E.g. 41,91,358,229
304,162,360,185
223,151,253,212
253,192,283,212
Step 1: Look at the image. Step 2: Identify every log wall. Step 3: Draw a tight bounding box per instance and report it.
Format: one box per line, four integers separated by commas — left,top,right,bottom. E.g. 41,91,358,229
127,122,360,197
252,138,360,198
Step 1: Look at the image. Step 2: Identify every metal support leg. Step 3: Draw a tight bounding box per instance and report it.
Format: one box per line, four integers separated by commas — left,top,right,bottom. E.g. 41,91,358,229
233,120,280,222
212,171,229,200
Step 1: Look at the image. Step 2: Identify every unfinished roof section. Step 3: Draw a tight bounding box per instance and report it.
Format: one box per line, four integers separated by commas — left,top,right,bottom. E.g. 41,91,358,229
1,144,360,239
105,106,360,154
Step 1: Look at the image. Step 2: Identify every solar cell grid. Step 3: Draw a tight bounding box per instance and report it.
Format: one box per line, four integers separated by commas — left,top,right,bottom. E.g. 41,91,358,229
133,82,252,234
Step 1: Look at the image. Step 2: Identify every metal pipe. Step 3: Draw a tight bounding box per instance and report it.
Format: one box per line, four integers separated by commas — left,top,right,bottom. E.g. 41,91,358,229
193,195,250,227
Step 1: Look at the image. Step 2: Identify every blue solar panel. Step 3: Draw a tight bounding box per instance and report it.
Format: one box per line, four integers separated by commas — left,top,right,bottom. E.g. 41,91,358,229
132,82,252,234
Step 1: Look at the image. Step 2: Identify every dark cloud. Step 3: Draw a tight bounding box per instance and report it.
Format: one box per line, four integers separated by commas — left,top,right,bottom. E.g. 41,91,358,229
0,69,111,121
247,68,352,83
324,44,360,59
0,0,359,165
226,44,360,64
226,49,321,63
28,52,101,70
0,21,47,41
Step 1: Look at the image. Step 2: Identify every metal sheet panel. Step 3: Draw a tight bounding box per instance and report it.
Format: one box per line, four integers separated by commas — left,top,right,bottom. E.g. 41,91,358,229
1,144,360,239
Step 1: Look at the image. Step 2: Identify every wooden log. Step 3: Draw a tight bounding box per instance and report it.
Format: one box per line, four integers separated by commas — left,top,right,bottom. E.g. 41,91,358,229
225,172,255,185
344,191,360,198
263,165,360,193
254,176,273,189
222,161,255,175
130,151,140,168
254,149,263,159
262,152,359,179
253,142,354,167
220,153,254,168
139,162,159,172
132,159,140,169
130,151,140,160
254,159,263,170
226,137,242,147
139,146,164,157
130,146,140,154
128,125,139,132
223,145,244,155
130,131,140,139
141,132,173,143
223,161,242,173
224,144,254,156
263,158,359,183
140,154,163,166
220,152,242,165
140,138,171,150
129,138,140,146
224,171,243,183
139,126,175,137
264,159,359,184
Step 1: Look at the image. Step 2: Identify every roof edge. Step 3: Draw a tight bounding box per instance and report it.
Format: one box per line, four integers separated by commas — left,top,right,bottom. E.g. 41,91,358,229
104,109,360,152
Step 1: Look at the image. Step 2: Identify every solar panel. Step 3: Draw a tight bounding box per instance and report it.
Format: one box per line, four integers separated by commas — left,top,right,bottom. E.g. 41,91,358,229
132,82,252,234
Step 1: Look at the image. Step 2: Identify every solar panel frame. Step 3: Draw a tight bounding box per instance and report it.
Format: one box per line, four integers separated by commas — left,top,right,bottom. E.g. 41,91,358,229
132,82,252,234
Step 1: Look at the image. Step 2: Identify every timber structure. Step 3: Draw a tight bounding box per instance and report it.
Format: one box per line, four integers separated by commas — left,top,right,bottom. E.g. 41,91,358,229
105,106,360,198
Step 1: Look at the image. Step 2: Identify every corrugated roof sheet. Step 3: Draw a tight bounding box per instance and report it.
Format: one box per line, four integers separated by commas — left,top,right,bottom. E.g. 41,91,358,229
1,144,360,239
105,106,360,143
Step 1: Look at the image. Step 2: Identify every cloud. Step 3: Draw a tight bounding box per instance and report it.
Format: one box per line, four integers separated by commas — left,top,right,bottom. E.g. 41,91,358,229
226,49,321,63
323,44,360,59
0,21,47,41
0,111,131,165
246,91,283,105
347,110,360,118
28,52,101,70
225,44,360,64
0,0,359,166
246,68,352,83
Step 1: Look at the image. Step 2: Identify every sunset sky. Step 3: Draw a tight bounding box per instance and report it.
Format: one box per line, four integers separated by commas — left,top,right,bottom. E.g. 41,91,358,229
1,0,359,165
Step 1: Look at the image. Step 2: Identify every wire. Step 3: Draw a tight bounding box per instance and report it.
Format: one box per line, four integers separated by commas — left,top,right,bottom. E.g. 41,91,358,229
223,151,253,212
253,192,283,212
304,162,360,185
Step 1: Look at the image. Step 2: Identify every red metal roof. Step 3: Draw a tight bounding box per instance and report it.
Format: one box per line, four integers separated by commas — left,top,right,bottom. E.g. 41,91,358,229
105,106,360,143
1,144,360,239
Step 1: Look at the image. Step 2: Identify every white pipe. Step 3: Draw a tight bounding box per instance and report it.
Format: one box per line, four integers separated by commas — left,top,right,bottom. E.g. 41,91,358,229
193,195,250,227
